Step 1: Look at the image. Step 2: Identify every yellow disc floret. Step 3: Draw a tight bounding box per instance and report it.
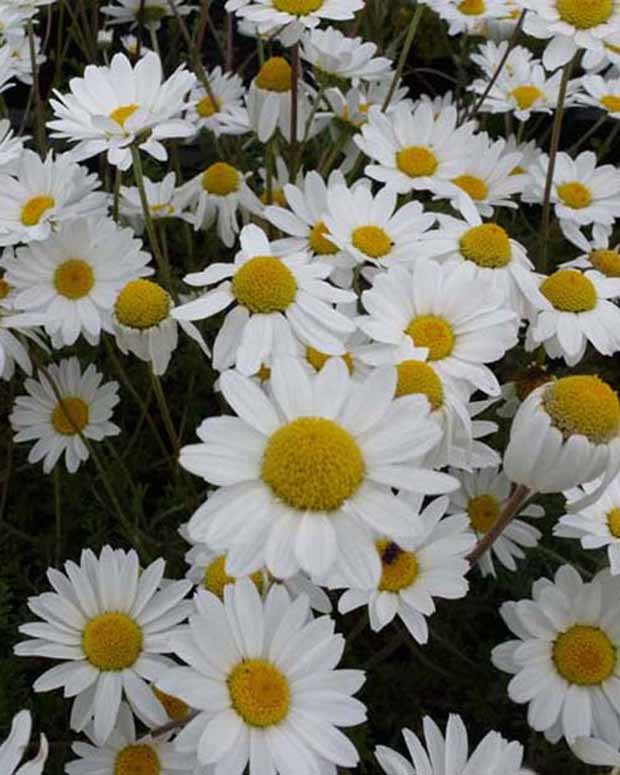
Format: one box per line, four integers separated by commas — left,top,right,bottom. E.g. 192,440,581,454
51,397,89,435
54,259,95,300
608,507,620,538
114,744,160,775
553,625,615,685
405,315,455,361
260,187,288,207
228,659,290,727
232,256,297,313
309,221,338,255
262,417,365,512
396,146,438,178
377,540,419,592
82,612,143,671
511,85,544,110
196,95,221,118
467,494,500,533
255,57,292,92
395,360,444,410
459,223,511,268
202,162,240,196
543,375,620,444
351,225,393,259
21,195,55,227
601,94,620,112
557,181,593,210
540,269,597,312
0,277,10,299
203,555,264,599
305,346,354,375
555,0,613,29
109,103,139,128
590,249,620,277
458,0,485,14
152,687,190,721
115,279,171,329
273,0,324,14
452,174,489,201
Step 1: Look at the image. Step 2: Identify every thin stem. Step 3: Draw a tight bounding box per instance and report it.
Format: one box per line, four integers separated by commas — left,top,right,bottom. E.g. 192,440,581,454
466,485,531,566
151,710,199,738
112,166,122,222
148,24,161,57
382,3,424,112
226,12,234,71
27,19,47,154
568,112,606,155
53,466,62,566
166,0,217,104
149,368,180,462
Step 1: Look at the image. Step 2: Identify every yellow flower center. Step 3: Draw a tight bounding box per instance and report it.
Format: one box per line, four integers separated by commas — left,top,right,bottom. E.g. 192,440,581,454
556,0,613,29
256,364,271,382
511,85,544,110
53,259,94,300
543,375,620,444
260,187,288,207
406,315,455,361
377,540,419,592
557,181,593,210
109,103,139,128
553,625,615,685
608,507,620,538
82,612,143,671
458,0,486,14
51,397,89,435
467,494,500,533
150,203,174,217
232,256,297,313
228,659,290,727
459,223,511,268
20,194,55,227
601,94,620,112
272,0,324,15
202,162,240,196
309,221,338,255
196,95,221,118
114,744,160,775
540,269,597,312
115,279,171,329
0,277,10,299
305,346,354,375
152,687,190,721
255,56,292,92
395,360,444,410
452,174,489,201
590,249,620,277
396,146,439,179
203,555,264,599
351,225,393,259
262,417,365,512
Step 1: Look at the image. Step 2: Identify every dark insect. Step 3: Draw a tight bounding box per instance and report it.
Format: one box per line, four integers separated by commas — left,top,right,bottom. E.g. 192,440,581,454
381,542,402,566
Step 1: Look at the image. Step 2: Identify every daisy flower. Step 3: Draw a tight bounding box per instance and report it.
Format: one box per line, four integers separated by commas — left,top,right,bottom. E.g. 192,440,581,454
172,224,355,375
560,222,620,278
492,564,620,745
526,267,620,365
257,154,302,208
336,493,474,643
357,260,518,397
15,546,193,744
4,216,153,347
0,150,108,246
301,26,392,84
10,357,121,474
376,714,524,775
447,467,544,577
423,0,507,35
556,473,620,574
503,374,620,506
572,736,620,768
4,28,45,85
523,151,620,235
0,118,24,175
0,306,43,381
0,710,47,775
101,0,194,28
355,101,476,196
119,171,194,231
47,52,196,170
65,703,196,775
186,65,246,137
180,357,456,583
113,278,210,375
575,73,620,118
158,579,366,773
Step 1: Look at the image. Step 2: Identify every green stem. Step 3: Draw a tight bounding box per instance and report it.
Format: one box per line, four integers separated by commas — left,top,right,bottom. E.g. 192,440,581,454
382,3,424,112
27,19,47,154
149,367,180,462
53,466,62,566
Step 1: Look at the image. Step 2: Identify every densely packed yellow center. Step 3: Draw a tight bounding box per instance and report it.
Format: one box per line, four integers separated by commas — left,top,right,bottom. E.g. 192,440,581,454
540,269,597,312
309,221,339,255
114,744,160,775
256,57,292,92
152,687,190,721
306,346,354,375
459,224,512,268
21,194,55,226
228,659,290,727
590,248,620,277
396,146,439,178
82,612,143,671
458,0,485,14
377,540,419,592
202,162,240,196
601,94,620,112
607,507,620,538
452,174,488,201
51,397,89,435
467,494,500,533
352,225,393,258
273,0,324,13
511,85,544,110
543,375,620,444
406,316,455,361
262,417,365,512
395,360,444,410
109,103,139,128
555,0,613,29
115,279,171,329
553,625,615,685
54,259,95,300
232,256,297,313
196,95,221,118
203,555,264,599
557,181,593,210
